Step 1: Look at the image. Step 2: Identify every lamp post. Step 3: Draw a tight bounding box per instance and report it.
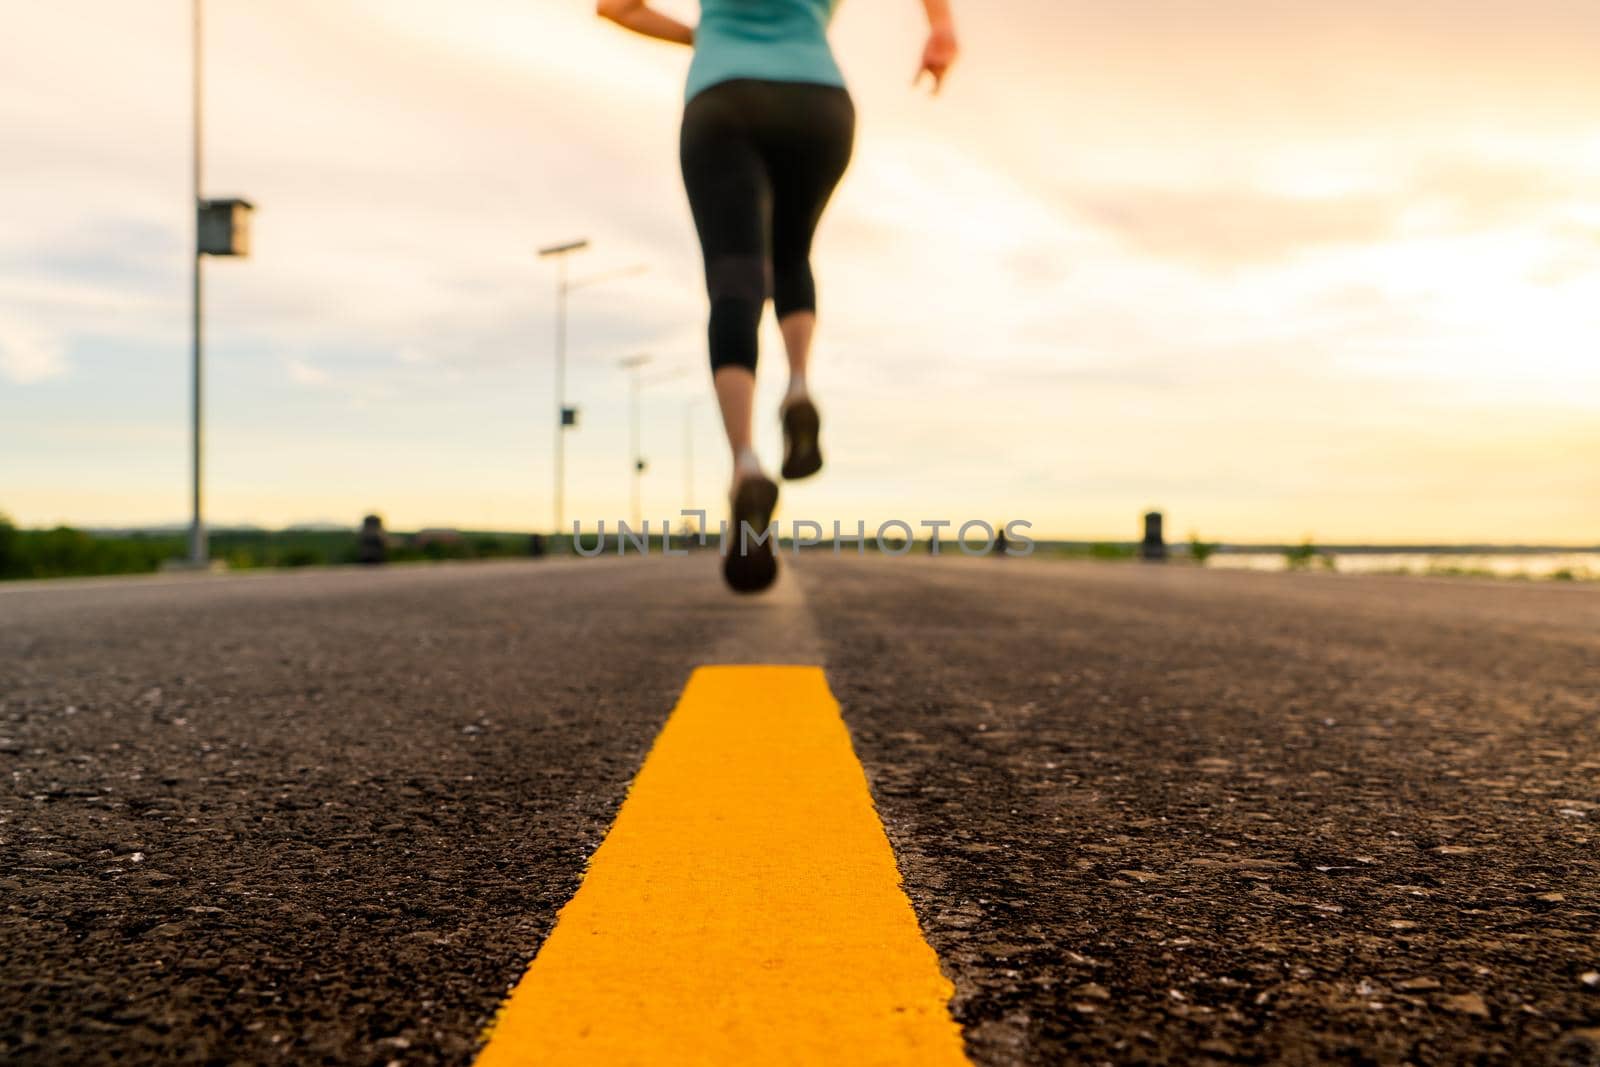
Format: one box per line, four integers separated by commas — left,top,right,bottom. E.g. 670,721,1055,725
536,238,589,539
683,398,696,525
683,396,704,534
536,244,646,539
181,0,253,569
189,0,203,565
618,354,652,529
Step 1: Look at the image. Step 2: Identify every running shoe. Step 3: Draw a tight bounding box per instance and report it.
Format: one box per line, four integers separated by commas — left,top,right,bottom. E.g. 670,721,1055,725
780,398,823,481
722,473,780,594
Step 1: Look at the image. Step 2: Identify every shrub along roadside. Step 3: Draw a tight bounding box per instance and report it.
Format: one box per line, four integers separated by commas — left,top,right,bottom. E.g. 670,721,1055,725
0,514,537,581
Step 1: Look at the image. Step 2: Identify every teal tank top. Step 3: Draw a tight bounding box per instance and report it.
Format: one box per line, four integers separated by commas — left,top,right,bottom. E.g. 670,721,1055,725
686,0,845,103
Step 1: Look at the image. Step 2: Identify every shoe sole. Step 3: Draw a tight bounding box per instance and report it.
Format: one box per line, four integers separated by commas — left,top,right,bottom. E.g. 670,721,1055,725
780,400,823,481
722,475,780,594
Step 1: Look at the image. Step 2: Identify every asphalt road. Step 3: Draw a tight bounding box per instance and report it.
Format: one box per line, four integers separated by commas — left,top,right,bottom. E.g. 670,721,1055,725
3,555,1598,1064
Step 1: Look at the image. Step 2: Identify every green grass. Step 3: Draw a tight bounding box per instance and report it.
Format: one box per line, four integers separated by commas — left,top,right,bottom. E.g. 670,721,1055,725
0,522,183,579
0,513,544,581
1188,533,1220,565
1421,564,1508,580
1049,542,1137,561
1283,538,1337,572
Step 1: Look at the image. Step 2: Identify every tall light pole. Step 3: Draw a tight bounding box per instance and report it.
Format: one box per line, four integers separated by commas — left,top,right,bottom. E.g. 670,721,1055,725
537,238,588,539
536,244,647,539
189,0,204,564
181,0,252,569
683,396,702,533
619,353,652,529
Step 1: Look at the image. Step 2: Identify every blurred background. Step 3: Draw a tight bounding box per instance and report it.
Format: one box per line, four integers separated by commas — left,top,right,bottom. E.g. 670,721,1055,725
3,0,1598,575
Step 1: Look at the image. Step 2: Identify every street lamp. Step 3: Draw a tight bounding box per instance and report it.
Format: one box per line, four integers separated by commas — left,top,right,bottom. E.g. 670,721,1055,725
181,0,254,569
618,353,652,530
683,396,703,533
536,242,645,539
536,238,588,539
634,364,694,532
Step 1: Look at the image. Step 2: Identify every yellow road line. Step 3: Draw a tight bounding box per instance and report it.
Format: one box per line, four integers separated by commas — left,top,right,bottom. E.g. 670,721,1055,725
476,665,969,1066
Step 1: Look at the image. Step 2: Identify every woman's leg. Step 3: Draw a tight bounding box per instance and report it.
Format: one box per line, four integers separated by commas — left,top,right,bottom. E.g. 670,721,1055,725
767,86,856,408
778,313,815,408
679,84,773,490
760,85,855,481
682,83,783,592
713,365,758,478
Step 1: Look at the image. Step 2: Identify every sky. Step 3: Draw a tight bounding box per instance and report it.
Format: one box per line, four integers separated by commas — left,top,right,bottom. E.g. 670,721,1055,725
2,0,1598,543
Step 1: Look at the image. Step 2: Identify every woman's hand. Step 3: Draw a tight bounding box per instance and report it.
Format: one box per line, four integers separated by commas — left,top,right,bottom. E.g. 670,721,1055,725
914,2,958,94
915,26,959,94
596,0,694,47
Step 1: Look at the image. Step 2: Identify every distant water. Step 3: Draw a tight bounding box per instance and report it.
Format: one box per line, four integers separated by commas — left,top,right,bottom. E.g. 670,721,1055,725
1207,552,1600,580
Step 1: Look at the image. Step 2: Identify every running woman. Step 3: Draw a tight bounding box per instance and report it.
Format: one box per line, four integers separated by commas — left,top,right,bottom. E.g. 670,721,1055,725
597,0,959,593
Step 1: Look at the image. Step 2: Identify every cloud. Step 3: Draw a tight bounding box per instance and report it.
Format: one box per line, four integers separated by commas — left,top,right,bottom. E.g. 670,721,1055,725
3,3,1598,540
1068,161,1583,269
0,317,67,383
285,358,330,387
1072,187,1392,267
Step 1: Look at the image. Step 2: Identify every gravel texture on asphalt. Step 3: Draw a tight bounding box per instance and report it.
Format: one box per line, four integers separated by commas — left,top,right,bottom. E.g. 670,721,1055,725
3,555,1598,1064
804,556,1600,1065
2,559,743,1064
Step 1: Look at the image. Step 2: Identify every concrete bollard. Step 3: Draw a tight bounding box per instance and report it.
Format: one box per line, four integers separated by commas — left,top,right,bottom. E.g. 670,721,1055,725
1140,510,1168,562
357,514,387,565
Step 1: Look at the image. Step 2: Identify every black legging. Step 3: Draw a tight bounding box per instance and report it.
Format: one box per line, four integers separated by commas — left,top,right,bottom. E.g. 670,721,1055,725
680,78,856,374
